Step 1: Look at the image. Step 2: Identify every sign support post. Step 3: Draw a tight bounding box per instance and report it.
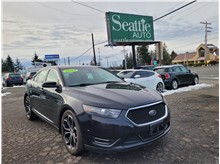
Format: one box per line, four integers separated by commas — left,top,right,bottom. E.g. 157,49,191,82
132,45,136,67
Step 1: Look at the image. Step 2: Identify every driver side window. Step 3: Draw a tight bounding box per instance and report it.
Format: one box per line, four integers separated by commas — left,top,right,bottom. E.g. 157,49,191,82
46,69,59,83
34,70,48,83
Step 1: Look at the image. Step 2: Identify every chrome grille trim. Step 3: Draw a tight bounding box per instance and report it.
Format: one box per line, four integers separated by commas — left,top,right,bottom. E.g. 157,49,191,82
125,101,168,127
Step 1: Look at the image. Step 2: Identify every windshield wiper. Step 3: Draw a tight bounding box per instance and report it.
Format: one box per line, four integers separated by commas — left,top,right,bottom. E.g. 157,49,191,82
96,81,122,84
69,83,95,87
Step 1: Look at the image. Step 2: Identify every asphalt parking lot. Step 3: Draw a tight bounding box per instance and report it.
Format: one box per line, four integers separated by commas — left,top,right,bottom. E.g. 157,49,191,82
2,66,219,164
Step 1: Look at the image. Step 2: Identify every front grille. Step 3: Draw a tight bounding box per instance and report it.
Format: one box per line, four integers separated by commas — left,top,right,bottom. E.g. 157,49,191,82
126,101,167,126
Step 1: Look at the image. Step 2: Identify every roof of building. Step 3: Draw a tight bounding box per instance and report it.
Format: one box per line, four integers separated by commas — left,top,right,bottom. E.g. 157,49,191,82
173,52,197,61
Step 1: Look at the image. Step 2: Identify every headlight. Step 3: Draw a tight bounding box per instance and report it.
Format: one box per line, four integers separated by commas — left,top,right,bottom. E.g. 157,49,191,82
83,105,121,118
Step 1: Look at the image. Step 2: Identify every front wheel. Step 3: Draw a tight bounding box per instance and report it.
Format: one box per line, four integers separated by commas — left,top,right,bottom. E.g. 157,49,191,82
171,79,178,90
156,82,164,92
61,110,84,155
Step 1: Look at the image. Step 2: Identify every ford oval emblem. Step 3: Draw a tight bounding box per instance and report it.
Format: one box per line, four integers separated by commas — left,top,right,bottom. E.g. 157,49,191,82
149,110,157,116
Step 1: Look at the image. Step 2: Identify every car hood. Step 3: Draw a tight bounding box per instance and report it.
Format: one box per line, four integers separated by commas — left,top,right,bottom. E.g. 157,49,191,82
65,82,162,109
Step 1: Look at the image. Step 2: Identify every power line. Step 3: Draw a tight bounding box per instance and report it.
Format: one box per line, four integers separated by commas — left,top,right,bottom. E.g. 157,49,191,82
170,36,218,50
156,1,186,18
153,0,197,22
71,0,105,13
176,2,213,19
34,0,99,16
72,40,107,61
72,47,93,61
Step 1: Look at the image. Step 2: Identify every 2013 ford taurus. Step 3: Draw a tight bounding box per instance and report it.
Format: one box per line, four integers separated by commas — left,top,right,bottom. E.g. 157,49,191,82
24,66,170,155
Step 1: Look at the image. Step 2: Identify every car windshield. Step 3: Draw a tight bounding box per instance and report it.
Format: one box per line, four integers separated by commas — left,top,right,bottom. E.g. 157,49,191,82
154,68,169,74
9,74,21,78
123,71,135,78
61,67,123,87
117,70,133,78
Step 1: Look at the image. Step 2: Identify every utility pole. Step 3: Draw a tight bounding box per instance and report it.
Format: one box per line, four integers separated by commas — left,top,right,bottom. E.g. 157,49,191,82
104,57,110,68
98,48,102,66
121,47,128,69
200,21,212,65
91,33,97,66
68,56,70,65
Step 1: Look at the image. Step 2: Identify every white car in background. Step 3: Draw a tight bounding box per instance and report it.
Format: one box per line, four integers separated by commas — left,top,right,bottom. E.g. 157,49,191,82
118,70,164,92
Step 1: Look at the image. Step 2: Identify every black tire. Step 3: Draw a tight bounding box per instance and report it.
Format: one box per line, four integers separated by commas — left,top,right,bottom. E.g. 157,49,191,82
156,82,164,92
24,96,37,120
192,76,199,85
61,110,84,155
171,79,178,90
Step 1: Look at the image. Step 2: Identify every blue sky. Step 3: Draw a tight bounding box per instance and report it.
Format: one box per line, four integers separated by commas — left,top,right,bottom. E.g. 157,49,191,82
2,0,219,67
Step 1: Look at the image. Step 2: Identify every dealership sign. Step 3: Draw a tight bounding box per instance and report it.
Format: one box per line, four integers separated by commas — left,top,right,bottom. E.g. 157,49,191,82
45,54,59,61
106,12,154,45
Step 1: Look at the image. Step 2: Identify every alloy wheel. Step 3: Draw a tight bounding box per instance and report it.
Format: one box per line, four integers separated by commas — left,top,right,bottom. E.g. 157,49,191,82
62,114,78,150
194,76,199,84
156,82,163,92
172,80,178,90
25,96,31,119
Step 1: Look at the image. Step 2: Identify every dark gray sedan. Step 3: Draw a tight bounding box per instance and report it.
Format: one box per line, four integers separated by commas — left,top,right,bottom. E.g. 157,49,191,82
24,66,170,155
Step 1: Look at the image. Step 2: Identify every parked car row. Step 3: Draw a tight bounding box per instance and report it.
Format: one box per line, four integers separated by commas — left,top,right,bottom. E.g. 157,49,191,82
3,65,199,90
110,64,199,91
2,71,37,87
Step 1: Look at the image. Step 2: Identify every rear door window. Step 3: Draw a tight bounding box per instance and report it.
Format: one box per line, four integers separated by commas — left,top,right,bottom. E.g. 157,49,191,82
133,71,154,78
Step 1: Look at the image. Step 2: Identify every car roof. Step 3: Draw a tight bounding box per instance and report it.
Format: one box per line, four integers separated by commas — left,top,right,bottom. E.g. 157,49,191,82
154,64,183,69
38,65,101,71
120,69,155,73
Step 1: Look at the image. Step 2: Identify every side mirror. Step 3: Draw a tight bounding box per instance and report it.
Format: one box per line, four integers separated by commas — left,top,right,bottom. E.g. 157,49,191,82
188,69,191,73
134,75,141,78
42,81,62,93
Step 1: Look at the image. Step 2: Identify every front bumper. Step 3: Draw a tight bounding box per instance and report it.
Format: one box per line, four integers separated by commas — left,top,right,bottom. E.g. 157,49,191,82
78,106,170,153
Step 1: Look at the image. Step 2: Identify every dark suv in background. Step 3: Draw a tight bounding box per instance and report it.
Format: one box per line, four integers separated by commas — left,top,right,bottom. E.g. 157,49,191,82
153,64,199,90
2,73,24,87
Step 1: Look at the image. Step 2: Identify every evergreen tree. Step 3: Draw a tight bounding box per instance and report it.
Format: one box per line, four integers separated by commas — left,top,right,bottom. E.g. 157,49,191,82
6,55,14,72
32,52,38,65
31,52,43,65
137,45,151,65
14,58,23,72
170,50,178,60
123,52,133,69
162,43,172,65
2,59,8,72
